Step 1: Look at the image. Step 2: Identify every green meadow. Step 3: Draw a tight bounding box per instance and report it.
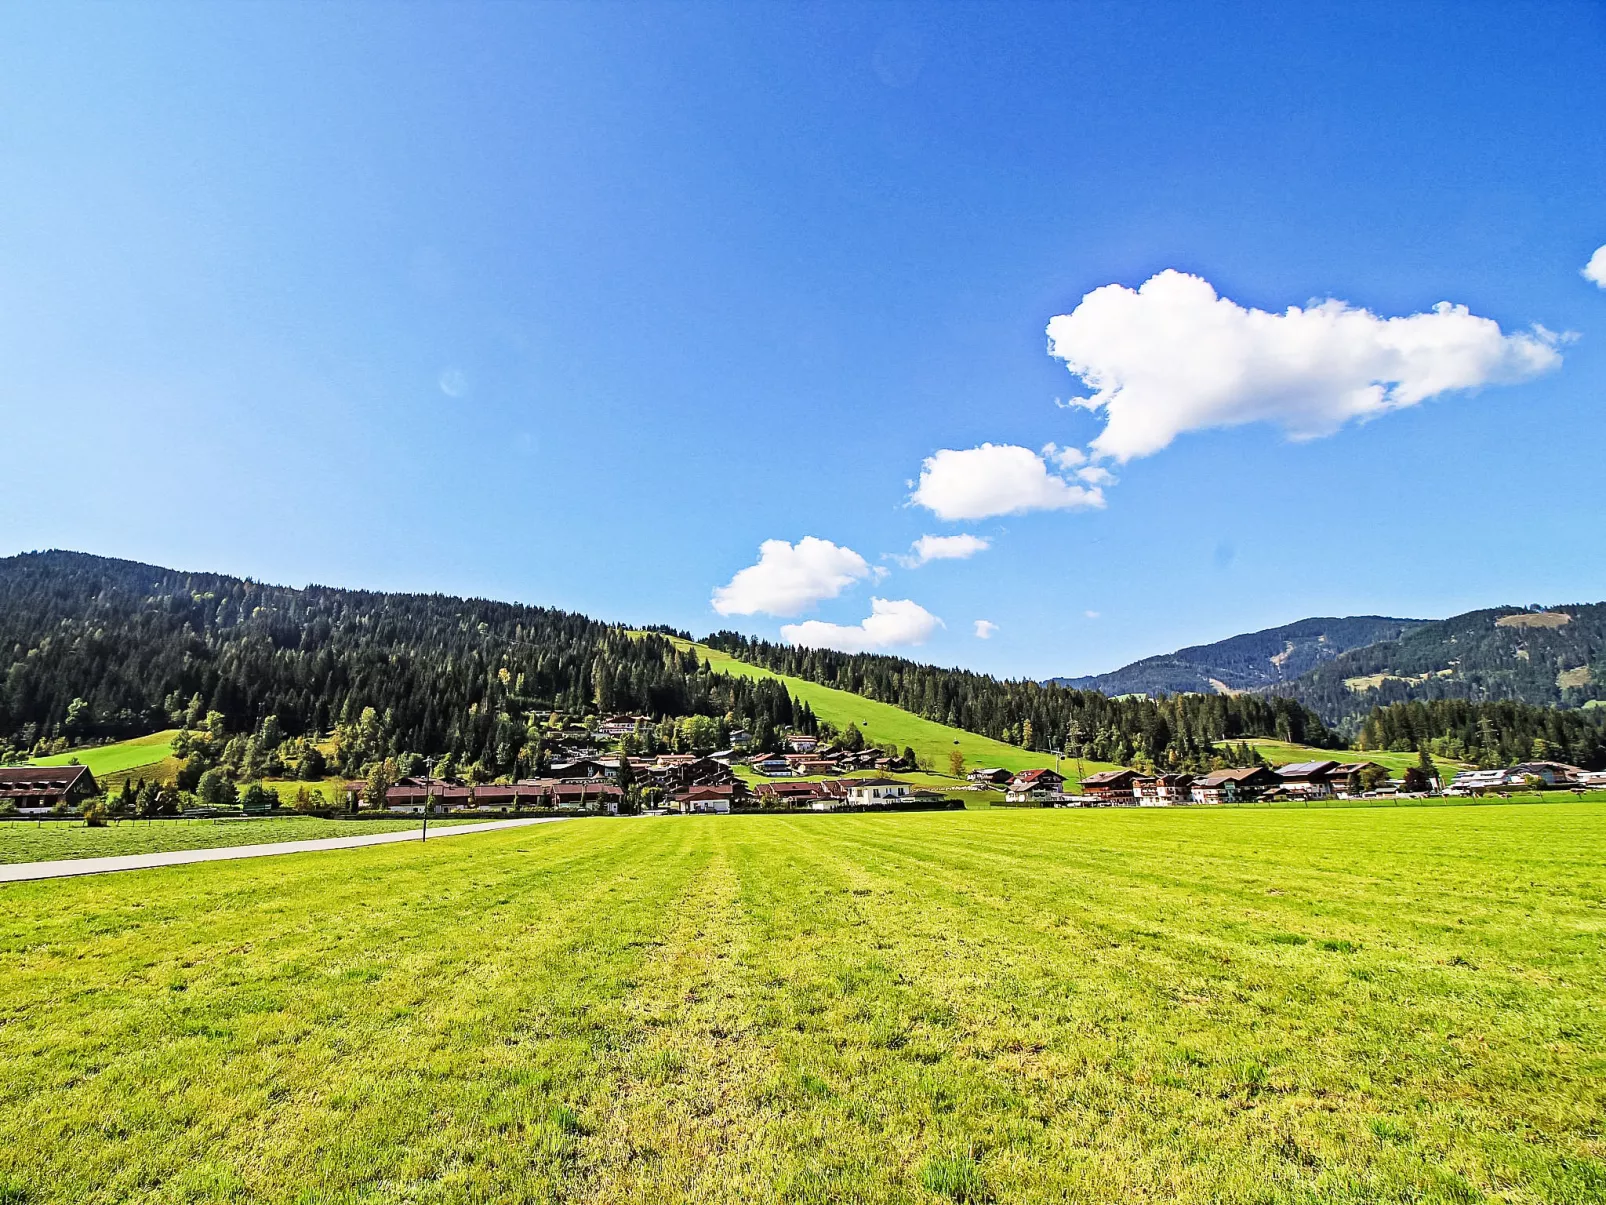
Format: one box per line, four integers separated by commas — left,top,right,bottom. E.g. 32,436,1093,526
26,730,179,778
0,815,487,864
678,640,1121,782
2,803,1602,1204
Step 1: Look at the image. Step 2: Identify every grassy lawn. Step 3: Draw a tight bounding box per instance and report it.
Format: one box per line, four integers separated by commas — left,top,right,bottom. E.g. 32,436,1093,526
677,639,1122,784
26,730,180,777
1242,738,1469,780
0,815,488,864
2,803,1602,1203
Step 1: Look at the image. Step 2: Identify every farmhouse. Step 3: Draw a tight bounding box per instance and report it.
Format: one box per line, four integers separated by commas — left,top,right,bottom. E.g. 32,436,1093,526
966,767,1012,785
596,714,650,738
1076,769,1136,804
1131,772,1194,806
673,784,742,814
749,752,794,776
0,765,100,813
728,728,752,747
784,733,820,753
1326,762,1388,797
1189,766,1280,804
547,782,623,813
1275,760,1342,799
1007,767,1067,802
753,780,827,807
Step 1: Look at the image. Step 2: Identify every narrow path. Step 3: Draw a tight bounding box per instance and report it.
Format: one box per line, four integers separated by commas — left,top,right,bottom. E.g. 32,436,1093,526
0,817,566,883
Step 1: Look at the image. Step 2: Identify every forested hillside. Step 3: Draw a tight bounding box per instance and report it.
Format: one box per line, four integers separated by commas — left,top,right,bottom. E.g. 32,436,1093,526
1276,604,1606,726
1049,615,1426,697
0,551,1344,781
705,632,1338,769
0,551,810,772
1354,698,1606,769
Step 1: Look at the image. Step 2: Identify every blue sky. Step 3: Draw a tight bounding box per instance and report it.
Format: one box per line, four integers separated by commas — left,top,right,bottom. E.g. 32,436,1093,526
2,2,1603,679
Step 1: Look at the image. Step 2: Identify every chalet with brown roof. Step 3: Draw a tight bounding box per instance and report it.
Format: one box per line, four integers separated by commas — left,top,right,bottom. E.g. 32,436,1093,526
0,765,99,812
1074,768,1135,803
1189,766,1281,804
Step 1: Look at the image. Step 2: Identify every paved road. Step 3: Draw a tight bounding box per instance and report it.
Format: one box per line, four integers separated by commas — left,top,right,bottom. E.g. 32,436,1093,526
0,817,566,884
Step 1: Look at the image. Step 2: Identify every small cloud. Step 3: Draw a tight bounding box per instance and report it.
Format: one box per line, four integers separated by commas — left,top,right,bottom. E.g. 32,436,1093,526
899,533,991,567
1043,442,1086,470
1084,610,1100,619
1075,465,1117,487
438,368,469,398
910,443,1104,521
1584,245,1606,289
713,537,871,618
973,619,998,639
781,598,943,653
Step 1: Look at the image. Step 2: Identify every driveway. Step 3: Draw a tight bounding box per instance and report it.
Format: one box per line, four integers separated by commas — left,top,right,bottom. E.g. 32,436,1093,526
0,817,566,884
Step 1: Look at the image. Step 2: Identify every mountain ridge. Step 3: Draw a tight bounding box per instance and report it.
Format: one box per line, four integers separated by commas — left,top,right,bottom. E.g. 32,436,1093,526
1048,616,1428,698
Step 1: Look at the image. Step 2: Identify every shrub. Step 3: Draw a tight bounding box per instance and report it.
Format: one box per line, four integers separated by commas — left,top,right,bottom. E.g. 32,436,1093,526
196,768,238,807
82,800,109,827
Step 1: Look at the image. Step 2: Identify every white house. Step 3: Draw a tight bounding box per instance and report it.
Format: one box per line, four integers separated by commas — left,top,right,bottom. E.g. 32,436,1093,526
844,777,910,806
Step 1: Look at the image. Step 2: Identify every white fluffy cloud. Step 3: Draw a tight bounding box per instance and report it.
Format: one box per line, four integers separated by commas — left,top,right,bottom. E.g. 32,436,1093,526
973,619,998,639
905,533,990,565
781,598,942,652
910,443,1105,520
1046,269,1563,462
712,537,870,617
1584,245,1606,289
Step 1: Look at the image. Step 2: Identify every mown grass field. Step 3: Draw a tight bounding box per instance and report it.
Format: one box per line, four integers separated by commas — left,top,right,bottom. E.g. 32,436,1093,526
26,730,179,777
677,640,1121,783
2,803,1602,1203
0,815,487,864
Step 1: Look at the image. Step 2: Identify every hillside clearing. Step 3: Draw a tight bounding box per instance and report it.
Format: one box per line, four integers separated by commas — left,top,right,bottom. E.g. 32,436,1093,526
674,638,1121,783
1,804,1601,1203
26,730,179,777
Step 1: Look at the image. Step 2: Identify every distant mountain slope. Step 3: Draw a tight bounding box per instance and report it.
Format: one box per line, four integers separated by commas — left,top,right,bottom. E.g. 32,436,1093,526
1049,616,1428,697
1274,604,1606,726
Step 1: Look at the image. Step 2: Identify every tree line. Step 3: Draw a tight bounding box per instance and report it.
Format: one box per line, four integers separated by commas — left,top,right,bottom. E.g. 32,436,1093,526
1354,698,1606,769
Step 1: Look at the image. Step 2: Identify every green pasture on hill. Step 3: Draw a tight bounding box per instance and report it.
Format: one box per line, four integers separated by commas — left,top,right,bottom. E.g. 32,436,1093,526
2,802,1603,1204
676,639,1120,783
26,730,179,778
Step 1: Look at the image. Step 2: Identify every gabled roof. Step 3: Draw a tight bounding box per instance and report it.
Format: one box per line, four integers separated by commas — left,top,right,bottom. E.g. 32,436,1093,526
846,777,908,788
0,764,96,793
1015,766,1067,781
1277,760,1340,779
1195,766,1279,787
1078,769,1134,786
